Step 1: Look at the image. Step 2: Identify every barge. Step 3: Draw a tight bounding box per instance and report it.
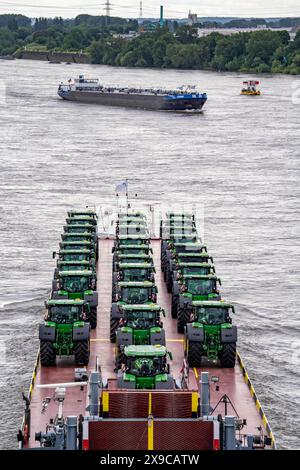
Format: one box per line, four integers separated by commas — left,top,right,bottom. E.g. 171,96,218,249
58,76,208,111
18,208,275,451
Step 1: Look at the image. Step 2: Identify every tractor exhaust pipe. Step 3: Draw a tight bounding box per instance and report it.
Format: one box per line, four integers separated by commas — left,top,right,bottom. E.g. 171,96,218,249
200,372,210,417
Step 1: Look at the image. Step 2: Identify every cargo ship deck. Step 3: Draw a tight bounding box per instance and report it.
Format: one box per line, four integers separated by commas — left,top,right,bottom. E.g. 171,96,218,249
23,238,275,449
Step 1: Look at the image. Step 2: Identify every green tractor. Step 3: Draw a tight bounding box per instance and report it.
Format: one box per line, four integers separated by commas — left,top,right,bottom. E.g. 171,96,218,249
61,230,98,245
117,345,174,390
59,241,97,258
55,260,93,273
172,274,222,332
61,233,98,260
55,249,95,266
39,299,90,367
111,281,157,340
116,217,148,233
114,304,166,365
64,224,97,238
162,241,207,278
161,223,197,239
113,262,155,283
68,209,98,220
54,260,96,288
114,235,150,250
66,215,97,227
113,253,153,272
166,261,215,293
112,263,155,298
118,212,146,220
184,301,237,368
161,230,198,265
52,270,98,328
117,217,147,226
118,224,149,236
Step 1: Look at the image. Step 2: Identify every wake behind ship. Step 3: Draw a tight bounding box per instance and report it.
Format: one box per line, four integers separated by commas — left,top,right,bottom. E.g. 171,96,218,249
58,75,208,111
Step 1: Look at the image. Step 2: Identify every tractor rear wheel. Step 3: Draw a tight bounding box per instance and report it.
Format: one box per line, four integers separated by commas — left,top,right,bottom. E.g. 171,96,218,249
166,271,173,293
177,307,190,333
220,343,236,368
74,340,90,366
115,347,126,369
110,317,119,343
171,296,178,318
40,341,56,367
90,307,97,329
187,341,203,368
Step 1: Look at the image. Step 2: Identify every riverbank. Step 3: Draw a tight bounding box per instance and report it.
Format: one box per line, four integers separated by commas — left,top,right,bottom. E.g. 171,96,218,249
16,50,90,64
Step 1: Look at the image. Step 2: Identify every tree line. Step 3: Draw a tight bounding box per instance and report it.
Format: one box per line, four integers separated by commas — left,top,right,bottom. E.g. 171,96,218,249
89,26,300,74
0,14,299,74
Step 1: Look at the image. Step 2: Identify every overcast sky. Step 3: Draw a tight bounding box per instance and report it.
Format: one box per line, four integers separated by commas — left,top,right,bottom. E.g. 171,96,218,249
0,0,299,19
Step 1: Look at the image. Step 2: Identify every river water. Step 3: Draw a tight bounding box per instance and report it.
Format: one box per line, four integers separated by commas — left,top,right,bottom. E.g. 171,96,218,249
0,59,299,449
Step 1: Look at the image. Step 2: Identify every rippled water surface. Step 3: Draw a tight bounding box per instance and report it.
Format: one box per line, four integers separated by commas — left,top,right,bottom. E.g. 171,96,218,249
0,59,299,449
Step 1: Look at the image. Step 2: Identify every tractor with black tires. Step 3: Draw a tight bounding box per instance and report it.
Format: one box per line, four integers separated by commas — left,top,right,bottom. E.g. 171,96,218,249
113,253,154,272
68,209,98,220
61,233,98,260
114,235,150,251
110,281,157,340
66,215,97,227
64,223,97,239
172,274,222,332
52,270,98,328
112,263,155,297
117,345,174,390
166,261,215,293
54,260,97,288
118,224,149,236
161,229,198,267
55,260,93,273
162,241,207,279
117,216,146,226
113,262,155,283
114,304,166,365
184,301,237,368
59,241,97,260
39,299,90,367
113,244,153,258
118,212,146,220
55,249,95,266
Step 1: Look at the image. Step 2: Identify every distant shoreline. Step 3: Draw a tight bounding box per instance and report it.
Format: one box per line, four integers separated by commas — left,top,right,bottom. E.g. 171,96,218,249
16,50,90,64
15,51,299,76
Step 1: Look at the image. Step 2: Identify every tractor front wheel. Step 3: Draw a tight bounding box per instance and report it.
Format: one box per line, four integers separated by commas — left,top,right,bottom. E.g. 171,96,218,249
220,343,236,368
40,341,56,367
166,271,173,293
115,347,126,370
110,317,119,343
90,307,97,329
74,340,90,366
177,307,190,333
171,296,178,318
187,341,203,368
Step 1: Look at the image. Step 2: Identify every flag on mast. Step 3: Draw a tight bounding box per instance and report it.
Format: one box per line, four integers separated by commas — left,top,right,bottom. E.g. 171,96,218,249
115,180,128,195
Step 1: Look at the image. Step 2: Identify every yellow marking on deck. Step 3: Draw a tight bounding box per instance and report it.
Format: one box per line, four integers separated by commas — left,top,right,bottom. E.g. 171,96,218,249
148,393,152,415
192,392,198,413
166,339,184,343
102,391,109,413
193,368,199,379
262,415,268,428
90,339,110,343
250,384,255,397
255,399,262,412
148,418,154,451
